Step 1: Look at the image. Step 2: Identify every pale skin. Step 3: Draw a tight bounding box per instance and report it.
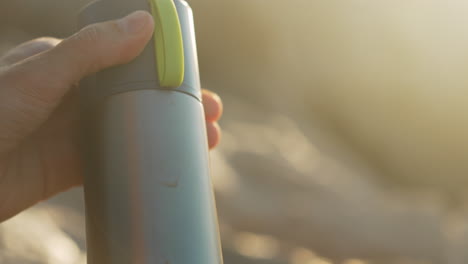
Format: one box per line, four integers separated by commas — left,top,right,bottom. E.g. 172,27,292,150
0,11,223,222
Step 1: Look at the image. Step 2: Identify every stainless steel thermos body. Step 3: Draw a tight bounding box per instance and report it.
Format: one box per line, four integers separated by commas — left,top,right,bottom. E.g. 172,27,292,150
79,0,223,263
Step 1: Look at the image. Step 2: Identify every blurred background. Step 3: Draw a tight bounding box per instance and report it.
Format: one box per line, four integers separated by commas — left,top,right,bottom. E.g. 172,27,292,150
2,0,468,263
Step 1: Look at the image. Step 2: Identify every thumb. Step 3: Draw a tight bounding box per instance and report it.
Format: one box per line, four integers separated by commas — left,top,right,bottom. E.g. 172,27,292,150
56,10,155,80
0,11,154,153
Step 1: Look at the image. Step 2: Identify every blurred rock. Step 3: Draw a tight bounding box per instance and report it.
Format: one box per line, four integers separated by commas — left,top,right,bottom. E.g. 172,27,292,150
212,98,448,263
0,207,86,264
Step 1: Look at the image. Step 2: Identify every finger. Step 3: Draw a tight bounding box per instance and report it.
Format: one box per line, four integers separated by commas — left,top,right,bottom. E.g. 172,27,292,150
0,37,61,66
202,90,223,122
207,122,221,149
0,11,154,154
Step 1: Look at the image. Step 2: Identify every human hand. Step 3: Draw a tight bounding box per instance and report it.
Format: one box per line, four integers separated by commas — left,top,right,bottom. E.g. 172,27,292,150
0,11,223,222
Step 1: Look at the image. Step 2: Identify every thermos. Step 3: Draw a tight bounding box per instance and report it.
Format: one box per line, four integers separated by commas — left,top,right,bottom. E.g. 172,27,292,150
78,0,223,263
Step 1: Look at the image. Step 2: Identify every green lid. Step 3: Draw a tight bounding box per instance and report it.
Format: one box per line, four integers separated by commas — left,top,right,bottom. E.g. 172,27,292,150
149,0,185,87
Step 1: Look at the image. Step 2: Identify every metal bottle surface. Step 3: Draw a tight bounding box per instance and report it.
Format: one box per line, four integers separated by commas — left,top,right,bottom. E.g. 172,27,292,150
80,1,223,263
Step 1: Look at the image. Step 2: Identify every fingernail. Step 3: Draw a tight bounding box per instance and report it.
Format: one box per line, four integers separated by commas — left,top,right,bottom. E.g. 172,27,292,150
118,11,152,34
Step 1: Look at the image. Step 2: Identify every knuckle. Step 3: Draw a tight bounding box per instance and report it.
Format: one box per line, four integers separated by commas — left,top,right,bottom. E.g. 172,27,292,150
77,25,101,46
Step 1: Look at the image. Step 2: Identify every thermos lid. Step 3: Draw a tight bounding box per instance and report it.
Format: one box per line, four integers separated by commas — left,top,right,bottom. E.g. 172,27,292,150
149,0,185,87
78,0,202,110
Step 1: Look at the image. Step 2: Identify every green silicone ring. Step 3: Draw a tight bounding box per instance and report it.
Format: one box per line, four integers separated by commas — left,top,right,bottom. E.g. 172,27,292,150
149,0,185,87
